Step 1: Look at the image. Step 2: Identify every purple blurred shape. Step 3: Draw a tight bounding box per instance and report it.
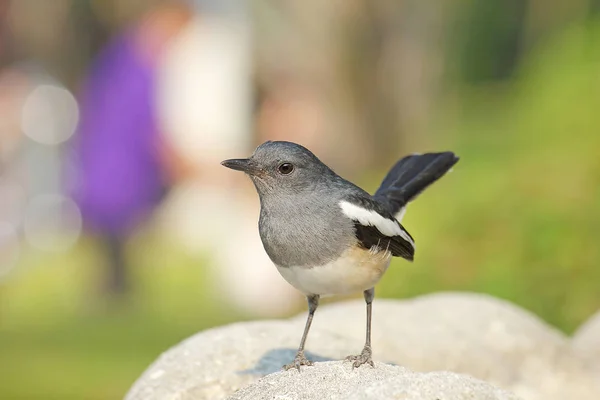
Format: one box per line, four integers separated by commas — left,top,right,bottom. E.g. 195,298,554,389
72,31,166,236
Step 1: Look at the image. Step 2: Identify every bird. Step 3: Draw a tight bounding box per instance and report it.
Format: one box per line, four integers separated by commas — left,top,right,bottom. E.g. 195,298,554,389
221,141,459,371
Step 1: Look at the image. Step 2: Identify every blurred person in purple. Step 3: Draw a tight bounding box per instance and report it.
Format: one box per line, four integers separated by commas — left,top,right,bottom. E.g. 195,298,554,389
72,4,191,297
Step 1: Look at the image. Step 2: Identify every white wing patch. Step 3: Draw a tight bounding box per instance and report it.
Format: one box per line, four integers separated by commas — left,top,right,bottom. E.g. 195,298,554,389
395,206,407,222
339,200,415,247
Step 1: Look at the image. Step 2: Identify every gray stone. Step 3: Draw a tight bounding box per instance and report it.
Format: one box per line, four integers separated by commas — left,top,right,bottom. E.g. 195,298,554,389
573,309,600,371
125,292,600,400
228,361,520,400
124,321,352,400
294,292,599,400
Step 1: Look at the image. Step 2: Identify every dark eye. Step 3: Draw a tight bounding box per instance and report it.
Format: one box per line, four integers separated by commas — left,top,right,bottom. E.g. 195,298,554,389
277,163,294,175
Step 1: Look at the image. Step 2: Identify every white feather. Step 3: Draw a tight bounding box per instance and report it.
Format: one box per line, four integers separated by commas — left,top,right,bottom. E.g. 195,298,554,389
339,200,415,247
395,206,407,222
276,246,391,295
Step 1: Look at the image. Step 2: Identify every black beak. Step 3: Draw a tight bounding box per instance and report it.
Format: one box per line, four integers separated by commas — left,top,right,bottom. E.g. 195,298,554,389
221,158,259,174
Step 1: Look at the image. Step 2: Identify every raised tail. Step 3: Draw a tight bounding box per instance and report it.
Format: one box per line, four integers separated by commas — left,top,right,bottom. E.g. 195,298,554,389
374,152,459,217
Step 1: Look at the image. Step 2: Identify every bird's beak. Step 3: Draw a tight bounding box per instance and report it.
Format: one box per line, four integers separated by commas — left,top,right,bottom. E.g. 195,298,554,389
220,158,260,175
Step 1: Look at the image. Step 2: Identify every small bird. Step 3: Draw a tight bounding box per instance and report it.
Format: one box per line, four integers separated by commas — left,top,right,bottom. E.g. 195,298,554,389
221,141,458,371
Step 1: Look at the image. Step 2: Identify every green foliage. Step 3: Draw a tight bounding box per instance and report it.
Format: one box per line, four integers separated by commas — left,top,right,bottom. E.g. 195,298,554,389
0,238,244,400
454,0,526,82
379,20,600,333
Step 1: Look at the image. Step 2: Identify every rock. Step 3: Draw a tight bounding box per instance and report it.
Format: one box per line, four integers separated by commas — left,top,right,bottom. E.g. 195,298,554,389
124,320,353,400
294,292,599,400
228,361,520,400
573,309,600,371
125,292,600,400
296,293,600,400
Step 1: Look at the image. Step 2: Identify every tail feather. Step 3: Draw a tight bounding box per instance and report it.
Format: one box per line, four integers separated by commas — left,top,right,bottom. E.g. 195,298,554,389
374,152,459,216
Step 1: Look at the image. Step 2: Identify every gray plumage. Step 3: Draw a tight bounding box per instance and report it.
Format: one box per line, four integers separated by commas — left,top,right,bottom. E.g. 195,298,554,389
251,142,369,268
223,141,452,268
221,140,458,371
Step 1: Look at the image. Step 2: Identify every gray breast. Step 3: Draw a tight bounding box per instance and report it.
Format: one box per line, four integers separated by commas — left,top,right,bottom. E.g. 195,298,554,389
258,194,355,268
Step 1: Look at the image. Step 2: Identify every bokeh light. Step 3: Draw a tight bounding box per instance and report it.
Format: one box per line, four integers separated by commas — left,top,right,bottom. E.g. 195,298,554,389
0,221,20,278
20,84,79,145
23,194,82,252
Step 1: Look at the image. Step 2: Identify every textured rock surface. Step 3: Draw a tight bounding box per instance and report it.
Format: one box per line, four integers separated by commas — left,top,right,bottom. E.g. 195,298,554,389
294,292,599,400
573,309,600,372
124,321,351,400
125,292,600,400
228,362,520,400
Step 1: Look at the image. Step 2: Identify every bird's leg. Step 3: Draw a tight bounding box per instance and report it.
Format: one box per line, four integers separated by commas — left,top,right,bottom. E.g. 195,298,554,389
345,287,375,368
284,294,320,371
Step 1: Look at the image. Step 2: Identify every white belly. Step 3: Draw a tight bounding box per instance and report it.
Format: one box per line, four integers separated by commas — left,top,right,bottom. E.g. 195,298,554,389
276,246,392,295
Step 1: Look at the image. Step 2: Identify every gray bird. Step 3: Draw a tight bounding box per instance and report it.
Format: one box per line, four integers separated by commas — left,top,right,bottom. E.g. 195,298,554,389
221,141,458,370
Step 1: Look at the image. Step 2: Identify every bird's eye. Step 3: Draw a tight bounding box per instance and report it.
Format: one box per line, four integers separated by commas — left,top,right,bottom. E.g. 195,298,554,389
277,163,294,175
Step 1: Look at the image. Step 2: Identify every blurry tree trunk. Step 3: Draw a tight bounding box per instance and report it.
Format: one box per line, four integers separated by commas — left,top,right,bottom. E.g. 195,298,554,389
253,0,370,175
343,0,448,168
523,0,591,51
254,0,448,174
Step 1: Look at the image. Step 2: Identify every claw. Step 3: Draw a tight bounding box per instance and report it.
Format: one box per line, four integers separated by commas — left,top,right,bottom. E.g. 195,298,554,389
345,345,375,369
283,351,314,371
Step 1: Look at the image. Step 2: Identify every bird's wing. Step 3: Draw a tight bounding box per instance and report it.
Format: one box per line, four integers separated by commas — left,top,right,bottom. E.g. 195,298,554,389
339,196,415,261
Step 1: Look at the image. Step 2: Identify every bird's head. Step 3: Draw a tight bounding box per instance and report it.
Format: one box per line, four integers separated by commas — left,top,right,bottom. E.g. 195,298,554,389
221,141,334,197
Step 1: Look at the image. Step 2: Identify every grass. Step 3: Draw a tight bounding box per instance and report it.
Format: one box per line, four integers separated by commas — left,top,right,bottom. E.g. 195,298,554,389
0,238,247,400
0,314,193,400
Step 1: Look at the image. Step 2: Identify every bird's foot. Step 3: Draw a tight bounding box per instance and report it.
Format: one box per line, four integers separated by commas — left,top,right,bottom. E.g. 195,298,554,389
345,345,375,369
283,351,314,372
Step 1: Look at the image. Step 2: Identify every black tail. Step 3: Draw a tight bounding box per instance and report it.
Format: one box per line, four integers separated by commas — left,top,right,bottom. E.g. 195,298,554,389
374,152,459,216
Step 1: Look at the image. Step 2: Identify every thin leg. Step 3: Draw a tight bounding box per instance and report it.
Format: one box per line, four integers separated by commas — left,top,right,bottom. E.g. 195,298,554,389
104,233,128,296
345,287,375,368
365,286,374,350
284,294,319,371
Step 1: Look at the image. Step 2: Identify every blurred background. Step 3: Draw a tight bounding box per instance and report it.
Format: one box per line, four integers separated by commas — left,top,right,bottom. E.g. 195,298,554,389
0,0,599,398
